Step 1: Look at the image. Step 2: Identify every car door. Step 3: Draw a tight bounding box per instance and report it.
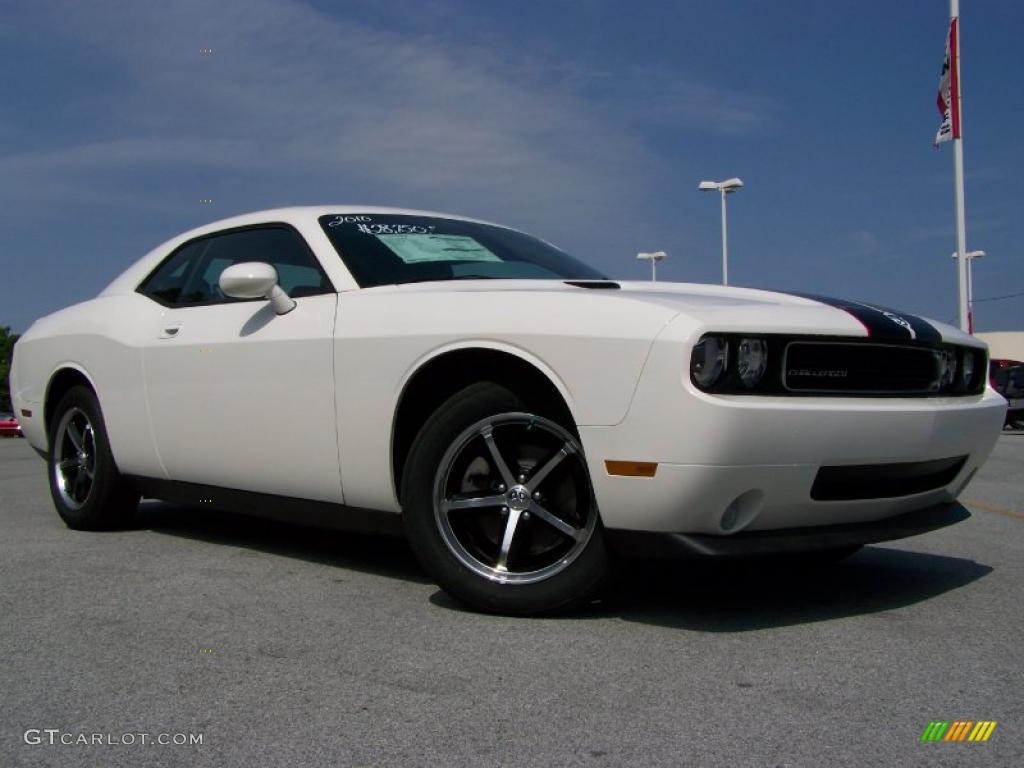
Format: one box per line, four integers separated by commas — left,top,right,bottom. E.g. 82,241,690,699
139,225,343,503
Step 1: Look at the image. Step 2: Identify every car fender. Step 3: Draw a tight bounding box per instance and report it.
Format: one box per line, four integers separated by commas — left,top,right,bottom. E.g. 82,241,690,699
332,288,681,511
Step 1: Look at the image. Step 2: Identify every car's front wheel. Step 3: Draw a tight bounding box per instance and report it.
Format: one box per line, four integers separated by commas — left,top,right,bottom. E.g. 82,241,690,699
401,383,609,614
47,385,139,530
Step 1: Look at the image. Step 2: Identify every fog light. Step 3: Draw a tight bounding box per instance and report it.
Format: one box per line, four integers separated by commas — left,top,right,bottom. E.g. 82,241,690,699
691,335,728,389
719,489,764,533
736,337,768,388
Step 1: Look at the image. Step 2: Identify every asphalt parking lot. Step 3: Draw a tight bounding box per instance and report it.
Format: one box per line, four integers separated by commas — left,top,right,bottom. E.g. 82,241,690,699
1,433,1022,768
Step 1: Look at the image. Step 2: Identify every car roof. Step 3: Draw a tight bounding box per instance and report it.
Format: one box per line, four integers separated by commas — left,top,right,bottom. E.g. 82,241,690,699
99,206,517,298
177,206,505,241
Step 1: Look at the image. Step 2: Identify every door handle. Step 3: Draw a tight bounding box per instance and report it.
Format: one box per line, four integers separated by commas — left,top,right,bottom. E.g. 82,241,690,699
159,323,182,339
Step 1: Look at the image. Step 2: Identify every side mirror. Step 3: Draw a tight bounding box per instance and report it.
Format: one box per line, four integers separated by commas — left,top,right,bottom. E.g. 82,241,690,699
218,262,296,315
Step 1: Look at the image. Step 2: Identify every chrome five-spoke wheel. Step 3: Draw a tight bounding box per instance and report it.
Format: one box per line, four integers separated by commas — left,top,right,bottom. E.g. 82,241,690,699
402,382,609,614
53,407,97,510
433,413,598,585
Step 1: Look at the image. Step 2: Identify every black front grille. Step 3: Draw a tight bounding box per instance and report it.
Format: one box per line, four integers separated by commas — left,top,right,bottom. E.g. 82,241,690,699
690,333,986,397
784,342,937,394
811,456,967,501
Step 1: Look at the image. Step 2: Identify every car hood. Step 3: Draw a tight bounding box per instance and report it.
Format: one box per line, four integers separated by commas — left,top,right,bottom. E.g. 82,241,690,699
376,279,976,346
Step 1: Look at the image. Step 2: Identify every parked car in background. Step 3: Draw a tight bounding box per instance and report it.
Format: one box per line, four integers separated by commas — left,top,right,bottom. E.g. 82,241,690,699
990,360,1024,429
989,357,1024,379
0,412,23,437
8,207,1009,614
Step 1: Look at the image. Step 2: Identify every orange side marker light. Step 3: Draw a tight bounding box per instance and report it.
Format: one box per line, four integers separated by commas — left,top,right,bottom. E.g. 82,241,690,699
605,460,658,478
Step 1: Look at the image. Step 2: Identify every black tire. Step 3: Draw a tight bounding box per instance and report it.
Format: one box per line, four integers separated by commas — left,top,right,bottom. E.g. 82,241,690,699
401,382,609,615
47,385,139,530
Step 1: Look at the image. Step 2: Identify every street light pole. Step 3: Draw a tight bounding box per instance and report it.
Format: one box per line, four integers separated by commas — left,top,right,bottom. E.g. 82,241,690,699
719,187,728,286
951,249,985,333
699,178,743,286
636,251,666,282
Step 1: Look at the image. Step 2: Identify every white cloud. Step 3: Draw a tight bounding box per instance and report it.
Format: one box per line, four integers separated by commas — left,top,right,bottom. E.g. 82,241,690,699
0,0,776,236
588,67,777,136
0,2,621,223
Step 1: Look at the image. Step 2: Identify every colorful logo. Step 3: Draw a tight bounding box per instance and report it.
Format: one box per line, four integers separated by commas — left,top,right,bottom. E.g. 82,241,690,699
921,721,997,742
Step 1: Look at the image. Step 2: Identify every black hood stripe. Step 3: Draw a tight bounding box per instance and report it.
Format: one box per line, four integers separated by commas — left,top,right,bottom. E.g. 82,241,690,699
785,292,943,343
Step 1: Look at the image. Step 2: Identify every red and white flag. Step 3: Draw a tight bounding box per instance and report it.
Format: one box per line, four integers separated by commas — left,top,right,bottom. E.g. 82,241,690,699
935,19,960,146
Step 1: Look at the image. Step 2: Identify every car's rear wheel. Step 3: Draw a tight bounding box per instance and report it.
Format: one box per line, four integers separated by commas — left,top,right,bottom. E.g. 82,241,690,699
48,385,139,530
401,382,609,614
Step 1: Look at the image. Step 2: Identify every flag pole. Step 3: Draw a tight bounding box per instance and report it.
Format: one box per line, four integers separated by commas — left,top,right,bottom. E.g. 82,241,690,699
951,0,969,332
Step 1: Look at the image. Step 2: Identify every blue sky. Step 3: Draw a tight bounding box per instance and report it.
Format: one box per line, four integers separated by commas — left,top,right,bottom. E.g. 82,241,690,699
1,0,1021,333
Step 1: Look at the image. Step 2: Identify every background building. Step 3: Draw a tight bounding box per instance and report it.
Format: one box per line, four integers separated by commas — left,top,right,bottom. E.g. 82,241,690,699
977,332,1024,362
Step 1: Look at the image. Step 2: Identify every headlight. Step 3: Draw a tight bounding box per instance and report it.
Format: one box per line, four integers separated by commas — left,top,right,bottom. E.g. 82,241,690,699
961,350,975,389
736,337,768,388
935,348,957,390
691,335,728,389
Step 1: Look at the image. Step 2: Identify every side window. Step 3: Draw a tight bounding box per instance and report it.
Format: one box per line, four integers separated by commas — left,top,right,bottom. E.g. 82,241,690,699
138,241,204,305
276,263,329,297
139,226,332,307
178,227,331,305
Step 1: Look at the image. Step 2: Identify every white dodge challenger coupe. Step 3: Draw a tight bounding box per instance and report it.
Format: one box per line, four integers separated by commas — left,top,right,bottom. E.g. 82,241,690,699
10,207,1007,613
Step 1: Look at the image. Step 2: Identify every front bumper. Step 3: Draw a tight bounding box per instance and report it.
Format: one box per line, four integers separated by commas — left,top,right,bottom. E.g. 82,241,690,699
580,327,1006,536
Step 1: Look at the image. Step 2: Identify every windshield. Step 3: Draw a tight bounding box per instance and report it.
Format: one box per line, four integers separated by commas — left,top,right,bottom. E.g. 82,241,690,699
319,214,606,287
